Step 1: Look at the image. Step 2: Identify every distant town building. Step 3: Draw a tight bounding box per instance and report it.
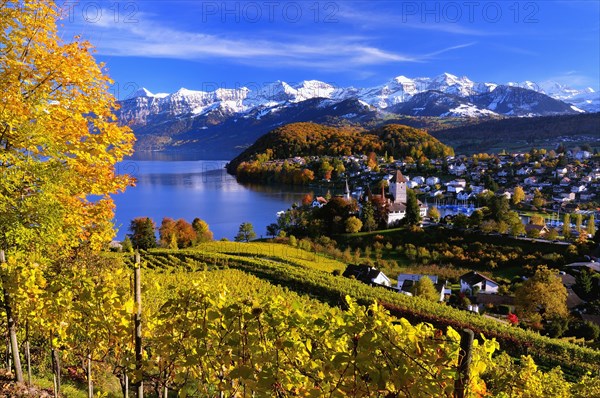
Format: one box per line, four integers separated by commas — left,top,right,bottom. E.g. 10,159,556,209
386,170,427,225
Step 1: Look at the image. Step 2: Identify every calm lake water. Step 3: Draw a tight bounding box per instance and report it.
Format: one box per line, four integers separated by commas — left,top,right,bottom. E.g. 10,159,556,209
112,157,307,241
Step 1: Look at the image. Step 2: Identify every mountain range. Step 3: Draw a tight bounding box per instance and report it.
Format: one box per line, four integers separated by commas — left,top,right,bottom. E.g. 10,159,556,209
116,72,599,158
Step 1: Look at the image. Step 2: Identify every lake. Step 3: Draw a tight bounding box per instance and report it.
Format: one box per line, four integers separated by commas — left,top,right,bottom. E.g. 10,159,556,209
112,157,308,241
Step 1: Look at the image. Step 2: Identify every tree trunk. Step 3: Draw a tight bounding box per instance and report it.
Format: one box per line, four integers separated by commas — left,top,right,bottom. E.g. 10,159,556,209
25,321,31,386
52,348,61,397
0,250,23,383
124,369,129,398
87,353,93,398
6,339,11,372
134,252,143,398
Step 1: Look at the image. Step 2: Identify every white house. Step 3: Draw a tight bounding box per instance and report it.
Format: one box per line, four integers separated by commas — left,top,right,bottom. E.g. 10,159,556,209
524,176,538,186
450,179,467,188
555,167,568,177
372,272,391,286
449,164,467,175
575,150,591,160
471,185,485,194
460,271,499,294
342,264,392,287
516,167,532,176
412,176,425,185
447,185,464,194
397,274,450,301
387,203,407,225
560,177,571,186
426,176,440,186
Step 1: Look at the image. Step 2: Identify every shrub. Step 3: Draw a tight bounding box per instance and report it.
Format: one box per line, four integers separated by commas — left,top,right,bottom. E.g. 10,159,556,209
497,305,511,315
571,321,600,341
544,317,569,338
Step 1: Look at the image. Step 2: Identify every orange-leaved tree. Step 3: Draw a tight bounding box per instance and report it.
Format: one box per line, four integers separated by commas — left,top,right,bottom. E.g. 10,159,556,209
0,0,134,382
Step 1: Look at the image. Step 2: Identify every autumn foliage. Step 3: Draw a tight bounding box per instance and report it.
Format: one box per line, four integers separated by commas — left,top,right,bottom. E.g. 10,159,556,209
0,0,135,254
0,0,135,386
228,122,454,183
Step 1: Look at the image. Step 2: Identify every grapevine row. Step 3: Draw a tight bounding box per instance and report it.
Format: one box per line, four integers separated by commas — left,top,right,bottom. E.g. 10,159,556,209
137,248,600,379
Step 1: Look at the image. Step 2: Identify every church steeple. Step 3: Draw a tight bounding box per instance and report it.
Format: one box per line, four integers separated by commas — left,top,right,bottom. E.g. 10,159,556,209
390,170,407,204
345,178,351,201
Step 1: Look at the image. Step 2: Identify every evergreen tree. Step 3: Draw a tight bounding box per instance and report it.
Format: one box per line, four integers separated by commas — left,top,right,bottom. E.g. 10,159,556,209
576,268,593,298
587,215,596,237
574,213,583,234
129,217,157,249
361,201,377,232
121,236,133,253
563,214,571,239
489,196,510,222
405,189,421,226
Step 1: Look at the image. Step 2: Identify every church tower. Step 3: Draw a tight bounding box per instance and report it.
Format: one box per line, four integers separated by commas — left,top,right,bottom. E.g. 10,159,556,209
345,178,351,201
389,170,407,204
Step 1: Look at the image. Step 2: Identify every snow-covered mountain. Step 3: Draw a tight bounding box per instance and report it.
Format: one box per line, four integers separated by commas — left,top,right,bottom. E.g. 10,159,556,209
473,85,581,116
116,72,597,155
119,72,596,127
389,91,496,117
507,81,598,112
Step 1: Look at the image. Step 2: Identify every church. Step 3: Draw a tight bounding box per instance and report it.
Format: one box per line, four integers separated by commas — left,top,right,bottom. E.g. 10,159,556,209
386,170,428,226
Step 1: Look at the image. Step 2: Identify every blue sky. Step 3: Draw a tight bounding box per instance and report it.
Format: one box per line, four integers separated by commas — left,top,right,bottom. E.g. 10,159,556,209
60,0,600,98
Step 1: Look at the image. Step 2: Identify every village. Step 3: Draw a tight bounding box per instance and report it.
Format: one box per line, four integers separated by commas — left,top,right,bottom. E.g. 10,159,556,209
273,147,600,338
303,146,600,236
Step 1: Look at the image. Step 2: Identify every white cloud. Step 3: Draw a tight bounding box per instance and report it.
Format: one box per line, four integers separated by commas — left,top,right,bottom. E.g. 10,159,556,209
425,42,477,57
335,5,504,36
60,7,473,71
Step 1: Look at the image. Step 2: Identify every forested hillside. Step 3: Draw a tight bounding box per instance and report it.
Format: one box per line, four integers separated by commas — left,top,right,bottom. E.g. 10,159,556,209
227,122,454,174
430,112,600,154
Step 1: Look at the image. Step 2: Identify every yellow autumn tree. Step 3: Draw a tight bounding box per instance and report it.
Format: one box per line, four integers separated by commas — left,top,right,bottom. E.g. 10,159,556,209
515,266,568,323
0,0,134,381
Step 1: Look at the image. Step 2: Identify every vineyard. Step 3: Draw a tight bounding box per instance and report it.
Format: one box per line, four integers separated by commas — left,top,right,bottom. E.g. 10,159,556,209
126,245,600,385
3,1,598,396
0,244,598,397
